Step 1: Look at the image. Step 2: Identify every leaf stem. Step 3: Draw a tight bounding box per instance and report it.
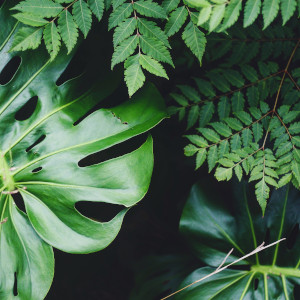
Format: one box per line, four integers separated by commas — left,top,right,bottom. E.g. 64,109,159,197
272,184,289,266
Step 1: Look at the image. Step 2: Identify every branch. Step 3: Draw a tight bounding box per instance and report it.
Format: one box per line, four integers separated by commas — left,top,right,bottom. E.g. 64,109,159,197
161,238,286,300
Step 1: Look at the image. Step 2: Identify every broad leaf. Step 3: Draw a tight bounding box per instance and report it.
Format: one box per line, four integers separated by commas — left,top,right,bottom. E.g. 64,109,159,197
0,8,166,298
178,182,300,299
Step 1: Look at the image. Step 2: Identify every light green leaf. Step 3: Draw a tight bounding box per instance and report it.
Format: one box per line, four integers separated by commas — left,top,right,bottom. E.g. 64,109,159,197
139,35,174,66
43,22,61,60
12,0,63,18
124,57,145,96
255,179,269,214
210,122,232,137
199,102,214,127
108,3,133,30
12,13,48,27
184,144,199,156
234,164,243,181
165,6,188,37
111,35,138,69
113,17,136,47
185,135,208,147
139,54,168,79
197,6,212,26
9,27,43,52
134,0,167,19
88,0,105,21
209,4,225,32
215,167,233,181
281,0,297,25
182,21,206,63
235,111,252,125
137,18,170,48
196,148,207,169
162,0,180,13
219,0,242,31
243,0,261,27
58,9,79,54
262,0,280,29
199,128,220,143
73,0,92,38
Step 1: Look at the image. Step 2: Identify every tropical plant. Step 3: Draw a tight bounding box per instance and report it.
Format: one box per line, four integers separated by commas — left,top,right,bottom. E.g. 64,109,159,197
0,5,166,298
130,182,300,299
8,0,300,96
169,19,300,213
176,182,300,299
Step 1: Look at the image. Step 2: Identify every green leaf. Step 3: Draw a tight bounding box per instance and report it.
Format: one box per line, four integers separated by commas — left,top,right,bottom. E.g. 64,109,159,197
184,144,199,156
224,117,243,131
171,93,188,106
196,148,207,169
185,135,208,147
215,167,233,181
179,183,300,297
234,111,252,125
137,18,170,48
262,0,280,29
187,105,200,129
208,145,218,172
139,54,168,79
177,85,199,102
0,21,166,297
124,56,145,96
199,128,220,143
73,0,92,38
243,0,261,27
242,128,253,147
232,91,245,112
210,122,232,137
0,194,54,300
58,9,79,54
292,160,300,185
252,122,263,142
88,0,105,21
209,4,225,32
255,178,269,214
108,3,133,30
162,0,180,13
9,27,43,52
278,173,292,187
234,164,243,181
113,17,137,47
134,0,167,19
223,70,244,87
112,0,127,9
182,21,206,63
219,0,242,31
165,6,188,37
218,97,230,120
111,35,138,69
289,122,300,134
197,6,212,26
43,22,61,60
139,35,174,66
199,102,214,127
281,0,297,25
12,0,63,18
12,13,48,27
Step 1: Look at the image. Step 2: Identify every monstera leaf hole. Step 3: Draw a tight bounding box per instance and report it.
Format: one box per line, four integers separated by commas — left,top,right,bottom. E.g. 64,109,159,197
25,134,46,152
78,134,147,167
13,272,18,296
0,56,21,85
15,95,38,121
75,202,123,223
11,192,26,213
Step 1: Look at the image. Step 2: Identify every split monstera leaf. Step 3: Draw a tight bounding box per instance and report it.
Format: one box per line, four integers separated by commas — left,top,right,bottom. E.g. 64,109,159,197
0,3,166,299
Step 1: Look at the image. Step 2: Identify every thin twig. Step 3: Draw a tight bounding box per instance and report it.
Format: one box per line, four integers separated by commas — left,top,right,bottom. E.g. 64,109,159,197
161,238,286,300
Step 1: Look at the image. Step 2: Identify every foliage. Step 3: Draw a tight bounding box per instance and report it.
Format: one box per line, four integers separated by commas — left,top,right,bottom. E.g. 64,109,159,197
130,182,300,299
176,182,300,299
169,25,300,213
10,0,299,96
0,6,166,298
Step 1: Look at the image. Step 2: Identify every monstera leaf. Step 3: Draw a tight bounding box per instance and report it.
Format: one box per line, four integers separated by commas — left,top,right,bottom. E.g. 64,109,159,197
0,3,166,299
177,183,300,299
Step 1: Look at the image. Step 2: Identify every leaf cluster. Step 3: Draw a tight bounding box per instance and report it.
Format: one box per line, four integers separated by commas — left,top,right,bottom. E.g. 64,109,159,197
170,51,300,213
10,0,105,59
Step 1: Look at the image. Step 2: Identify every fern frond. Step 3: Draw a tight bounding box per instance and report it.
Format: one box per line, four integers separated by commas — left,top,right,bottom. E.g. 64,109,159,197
43,22,61,60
